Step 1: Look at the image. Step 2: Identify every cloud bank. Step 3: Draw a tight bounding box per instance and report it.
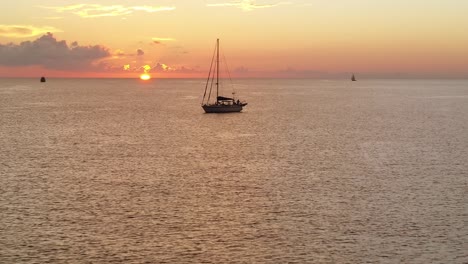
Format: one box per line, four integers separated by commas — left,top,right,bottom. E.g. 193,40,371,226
42,4,175,18
0,33,110,70
121,62,196,74
207,0,290,11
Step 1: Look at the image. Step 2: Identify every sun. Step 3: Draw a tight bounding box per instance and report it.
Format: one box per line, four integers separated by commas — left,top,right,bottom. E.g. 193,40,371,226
140,73,151,80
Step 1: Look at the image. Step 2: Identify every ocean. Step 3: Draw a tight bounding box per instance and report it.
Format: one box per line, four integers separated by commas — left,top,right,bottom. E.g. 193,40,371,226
1,78,467,263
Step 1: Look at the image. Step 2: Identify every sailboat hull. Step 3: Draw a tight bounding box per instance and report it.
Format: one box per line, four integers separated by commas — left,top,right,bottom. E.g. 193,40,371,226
202,104,244,113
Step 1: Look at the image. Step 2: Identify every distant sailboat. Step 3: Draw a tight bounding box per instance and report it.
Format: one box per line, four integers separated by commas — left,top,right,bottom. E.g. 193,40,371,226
40,76,46,82
201,39,247,113
351,74,356,81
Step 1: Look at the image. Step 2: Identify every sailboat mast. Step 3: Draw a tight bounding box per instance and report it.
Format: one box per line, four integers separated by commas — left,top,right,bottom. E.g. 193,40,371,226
216,38,219,101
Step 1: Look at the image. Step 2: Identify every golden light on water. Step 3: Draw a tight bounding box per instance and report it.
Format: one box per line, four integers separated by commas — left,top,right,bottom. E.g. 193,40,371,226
140,73,151,80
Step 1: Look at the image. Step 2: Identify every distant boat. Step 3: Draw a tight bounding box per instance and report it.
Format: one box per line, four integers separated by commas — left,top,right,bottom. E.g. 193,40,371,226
201,39,247,113
351,74,356,81
40,77,46,82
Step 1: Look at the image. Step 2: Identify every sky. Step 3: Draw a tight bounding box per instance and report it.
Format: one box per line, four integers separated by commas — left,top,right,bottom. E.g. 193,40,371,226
0,0,467,78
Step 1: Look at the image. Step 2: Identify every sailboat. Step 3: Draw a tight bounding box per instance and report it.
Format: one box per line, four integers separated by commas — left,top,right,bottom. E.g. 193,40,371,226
201,39,247,113
351,73,356,81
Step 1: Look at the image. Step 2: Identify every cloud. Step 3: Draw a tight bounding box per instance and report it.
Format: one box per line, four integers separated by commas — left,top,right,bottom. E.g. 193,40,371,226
112,49,146,57
151,63,196,74
0,25,62,38
121,62,196,74
152,63,173,72
0,33,110,70
207,0,290,11
142,65,151,72
42,4,175,18
151,37,175,45
113,49,125,57
42,17,64,20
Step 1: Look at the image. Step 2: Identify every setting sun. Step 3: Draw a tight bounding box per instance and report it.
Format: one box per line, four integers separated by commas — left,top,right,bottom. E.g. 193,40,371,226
140,73,151,80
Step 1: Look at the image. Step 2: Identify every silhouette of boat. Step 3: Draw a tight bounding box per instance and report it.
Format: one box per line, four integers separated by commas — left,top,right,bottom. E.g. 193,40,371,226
351,74,356,81
40,76,46,82
201,39,247,113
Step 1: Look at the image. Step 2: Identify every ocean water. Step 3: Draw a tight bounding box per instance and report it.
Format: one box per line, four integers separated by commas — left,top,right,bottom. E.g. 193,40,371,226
0,78,467,263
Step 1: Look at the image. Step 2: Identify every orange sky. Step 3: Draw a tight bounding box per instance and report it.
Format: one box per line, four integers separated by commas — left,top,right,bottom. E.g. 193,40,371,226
0,0,467,78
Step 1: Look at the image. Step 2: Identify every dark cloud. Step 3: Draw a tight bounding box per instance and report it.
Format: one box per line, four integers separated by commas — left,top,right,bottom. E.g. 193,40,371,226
0,33,110,70
136,49,144,56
